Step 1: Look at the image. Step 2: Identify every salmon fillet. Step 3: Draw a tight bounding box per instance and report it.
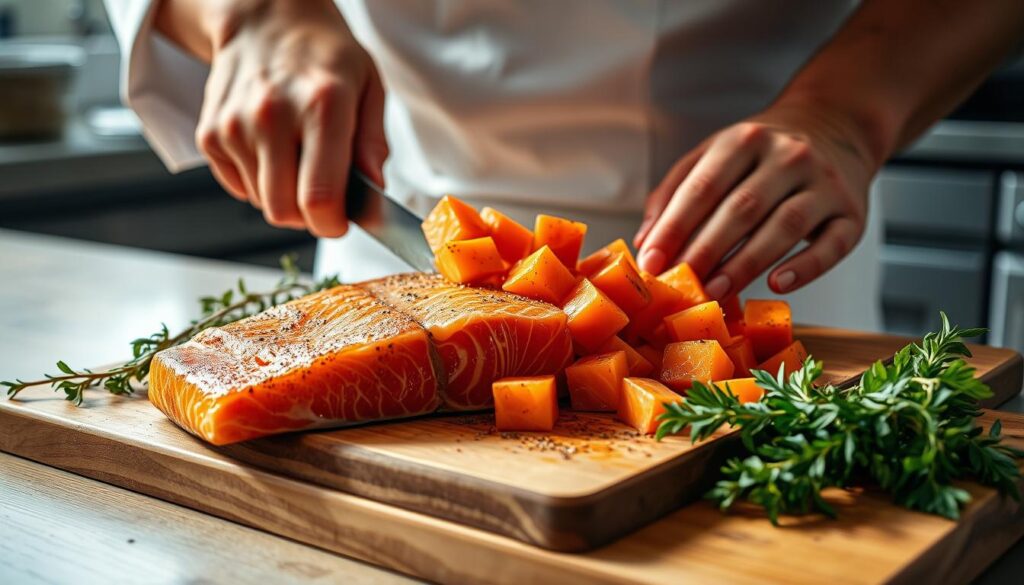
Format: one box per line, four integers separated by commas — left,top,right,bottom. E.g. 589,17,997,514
362,274,574,410
149,285,443,445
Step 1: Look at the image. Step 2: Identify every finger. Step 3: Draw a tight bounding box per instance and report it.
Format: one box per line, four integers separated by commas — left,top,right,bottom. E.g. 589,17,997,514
196,128,249,201
634,143,705,249
769,217,861,294
681,145,811,278
218,113,261,209
703,190,834,300
253,94,304,229
297,79,355,238
637,124,766,274
353,64,389,187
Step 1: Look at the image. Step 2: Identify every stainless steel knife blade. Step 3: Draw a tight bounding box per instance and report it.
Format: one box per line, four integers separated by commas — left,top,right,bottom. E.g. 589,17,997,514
346,170,436,273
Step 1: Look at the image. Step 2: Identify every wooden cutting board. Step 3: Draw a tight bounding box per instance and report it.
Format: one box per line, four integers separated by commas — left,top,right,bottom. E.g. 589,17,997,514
1,327,1022,583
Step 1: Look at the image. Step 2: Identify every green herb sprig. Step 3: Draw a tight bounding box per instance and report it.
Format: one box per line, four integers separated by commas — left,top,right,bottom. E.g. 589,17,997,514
1,256,339,405
656,313,1023,524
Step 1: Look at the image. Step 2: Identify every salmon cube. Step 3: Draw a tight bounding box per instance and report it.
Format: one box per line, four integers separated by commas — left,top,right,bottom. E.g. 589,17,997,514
502,245,577,304
758,340,808,378
590,253,651,315
565,351,629,411
657,262,709,308
435,237,506,285
421,195,489,252
595,336,655,377
723,335,758,377
617,377,683,435
533,214,587,269
660,340,735,392
622,271,690,342
744,299,793,361
642,322,673,350
721,295,745,336
663,300,731,346
493,375,559,432
718,377,764,403
562,279,630,352
634,344,664,373
577,238,638,276
480,207,534,265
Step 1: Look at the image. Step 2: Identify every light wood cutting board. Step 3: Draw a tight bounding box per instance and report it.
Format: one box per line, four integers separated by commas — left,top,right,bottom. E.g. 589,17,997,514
1,326,1022,583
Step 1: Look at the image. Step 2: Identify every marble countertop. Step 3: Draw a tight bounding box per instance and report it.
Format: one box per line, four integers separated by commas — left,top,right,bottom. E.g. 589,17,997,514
0,228,1020,584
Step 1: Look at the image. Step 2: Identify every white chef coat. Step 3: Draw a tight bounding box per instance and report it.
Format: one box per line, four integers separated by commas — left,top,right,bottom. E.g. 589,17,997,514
105,0,881,331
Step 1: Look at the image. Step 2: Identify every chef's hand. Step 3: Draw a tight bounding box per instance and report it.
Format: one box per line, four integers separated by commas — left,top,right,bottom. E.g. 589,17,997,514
634,104,877,299
177,0,387,237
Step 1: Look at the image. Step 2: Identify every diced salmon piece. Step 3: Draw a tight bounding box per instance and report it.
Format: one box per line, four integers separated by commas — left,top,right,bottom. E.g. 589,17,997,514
663,300,731,346
634,344,664,374
480,207,534,265
148,286,443,445
502,245,577,305
595,336,655,377
618,377,683,435
758,340,808,378
590,253,651,315
657,262,709,308
717,378,764,403
722,295,745,336
421,195,489,252
723,335,758,377
562,278,630,352
493,375,559,432
435,237,506,285
565,351,629,411
533,214,587,269
744,299,793,361
660,340,735,392
363,273,574,410
577,238,638,276
622,271,691,343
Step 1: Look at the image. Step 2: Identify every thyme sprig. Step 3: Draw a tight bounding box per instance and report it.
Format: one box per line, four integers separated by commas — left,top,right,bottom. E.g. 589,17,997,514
2,256,339,405
656,313,1024,524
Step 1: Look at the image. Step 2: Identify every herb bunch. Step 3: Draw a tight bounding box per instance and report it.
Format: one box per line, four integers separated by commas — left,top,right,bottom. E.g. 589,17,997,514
2,256,339,405
656,313,1023,524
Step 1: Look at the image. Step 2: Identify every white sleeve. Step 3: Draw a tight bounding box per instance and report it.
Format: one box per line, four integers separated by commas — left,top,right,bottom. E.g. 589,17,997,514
104,0,210,172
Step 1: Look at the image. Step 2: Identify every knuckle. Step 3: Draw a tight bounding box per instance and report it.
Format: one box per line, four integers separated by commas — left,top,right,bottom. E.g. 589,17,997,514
780,141,813,169
734,123,766,148
732,254,762,282
685,174,719,203
777,202,811,234
685,242,717,273
252,88,289,129
219,113,245,143
195,126,219,154
307,78,354,114
729,188,762,222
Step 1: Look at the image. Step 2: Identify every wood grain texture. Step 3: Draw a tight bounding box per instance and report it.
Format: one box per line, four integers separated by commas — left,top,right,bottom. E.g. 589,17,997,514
0,329,1021,583
201,327,1024,550
0,452,417,585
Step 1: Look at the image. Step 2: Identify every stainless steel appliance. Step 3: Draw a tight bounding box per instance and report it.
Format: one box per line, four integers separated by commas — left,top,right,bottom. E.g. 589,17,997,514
879,51,1024,351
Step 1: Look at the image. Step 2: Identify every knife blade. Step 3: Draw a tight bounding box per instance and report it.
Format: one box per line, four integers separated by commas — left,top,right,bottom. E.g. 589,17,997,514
345,170,436,273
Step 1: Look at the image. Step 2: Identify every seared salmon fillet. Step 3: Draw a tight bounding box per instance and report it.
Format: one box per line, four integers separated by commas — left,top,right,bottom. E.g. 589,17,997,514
362,273,574,410
149,285,442,445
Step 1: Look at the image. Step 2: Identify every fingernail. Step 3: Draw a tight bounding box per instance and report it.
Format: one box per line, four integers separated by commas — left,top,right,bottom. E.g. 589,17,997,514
704,274,731,300
775,270,796,292
638,248,667,274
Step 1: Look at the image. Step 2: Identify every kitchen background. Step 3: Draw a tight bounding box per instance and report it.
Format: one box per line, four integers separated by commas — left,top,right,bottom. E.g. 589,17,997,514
1,1,1022,353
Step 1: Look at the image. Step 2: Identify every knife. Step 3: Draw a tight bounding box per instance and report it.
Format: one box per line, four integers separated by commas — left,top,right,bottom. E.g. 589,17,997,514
346,170,436,273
